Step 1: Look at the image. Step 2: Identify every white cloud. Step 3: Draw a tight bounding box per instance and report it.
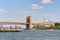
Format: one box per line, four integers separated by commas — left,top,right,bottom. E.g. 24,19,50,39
32,4,39,7
31,4,45,9
41,0,53,4
0,9,8,13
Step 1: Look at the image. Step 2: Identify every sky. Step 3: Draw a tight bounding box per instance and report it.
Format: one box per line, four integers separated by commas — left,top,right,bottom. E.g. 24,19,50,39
0,0,60,22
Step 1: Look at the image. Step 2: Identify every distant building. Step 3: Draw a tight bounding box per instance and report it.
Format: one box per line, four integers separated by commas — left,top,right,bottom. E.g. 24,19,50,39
55,23,60,26
39,18,55,27
38,23,54,27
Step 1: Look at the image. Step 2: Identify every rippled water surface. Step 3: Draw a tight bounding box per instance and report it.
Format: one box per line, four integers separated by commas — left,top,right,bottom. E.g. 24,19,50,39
0,30,60,40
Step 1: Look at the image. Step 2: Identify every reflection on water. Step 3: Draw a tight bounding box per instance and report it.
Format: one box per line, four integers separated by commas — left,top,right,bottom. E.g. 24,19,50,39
0,30,60,40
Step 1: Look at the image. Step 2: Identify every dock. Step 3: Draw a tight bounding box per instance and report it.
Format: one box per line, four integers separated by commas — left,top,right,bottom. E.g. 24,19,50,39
0,27,22,32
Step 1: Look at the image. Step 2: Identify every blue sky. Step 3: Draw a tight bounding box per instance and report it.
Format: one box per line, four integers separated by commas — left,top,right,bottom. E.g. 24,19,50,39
0,0,60,22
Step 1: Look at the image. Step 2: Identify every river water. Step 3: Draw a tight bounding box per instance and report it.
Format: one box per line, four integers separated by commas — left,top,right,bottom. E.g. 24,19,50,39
0,30,60,40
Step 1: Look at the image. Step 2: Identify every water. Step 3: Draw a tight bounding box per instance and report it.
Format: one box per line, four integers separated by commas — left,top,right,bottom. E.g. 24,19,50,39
0,30,60,40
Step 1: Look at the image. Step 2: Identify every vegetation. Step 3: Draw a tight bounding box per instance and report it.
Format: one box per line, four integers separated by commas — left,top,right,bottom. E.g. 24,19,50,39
33,25,60,30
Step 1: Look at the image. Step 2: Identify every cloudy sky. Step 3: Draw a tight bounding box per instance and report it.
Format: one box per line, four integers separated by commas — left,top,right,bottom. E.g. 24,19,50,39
0,0,60,22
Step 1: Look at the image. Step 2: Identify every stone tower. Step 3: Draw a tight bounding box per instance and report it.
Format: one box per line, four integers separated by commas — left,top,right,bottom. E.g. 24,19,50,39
26,16,32,29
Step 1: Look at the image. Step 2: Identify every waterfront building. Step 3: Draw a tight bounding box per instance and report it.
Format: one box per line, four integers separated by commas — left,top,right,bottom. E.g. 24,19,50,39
38,18,55,27
55,23,60,26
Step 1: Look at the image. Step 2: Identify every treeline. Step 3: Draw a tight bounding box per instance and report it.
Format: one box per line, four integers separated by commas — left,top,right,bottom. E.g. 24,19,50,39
33,25,60,30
